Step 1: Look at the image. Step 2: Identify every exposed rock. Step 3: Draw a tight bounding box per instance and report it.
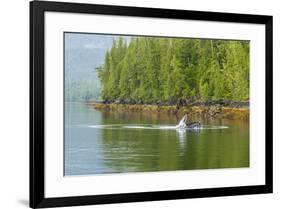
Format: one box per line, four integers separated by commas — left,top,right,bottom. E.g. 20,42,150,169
89,101,249,121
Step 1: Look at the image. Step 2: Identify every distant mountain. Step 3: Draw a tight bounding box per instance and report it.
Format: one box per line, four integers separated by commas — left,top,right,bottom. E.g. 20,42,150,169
65,48,105,79
64,33,127,102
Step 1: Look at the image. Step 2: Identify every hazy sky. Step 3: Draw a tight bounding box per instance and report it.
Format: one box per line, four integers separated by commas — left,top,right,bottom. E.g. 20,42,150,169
64,33,116,51
64,33,130,75
64,33,117,78
64,33,130,100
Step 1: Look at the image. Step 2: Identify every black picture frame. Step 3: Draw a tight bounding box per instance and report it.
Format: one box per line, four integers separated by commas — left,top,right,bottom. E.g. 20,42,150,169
30,0,273,208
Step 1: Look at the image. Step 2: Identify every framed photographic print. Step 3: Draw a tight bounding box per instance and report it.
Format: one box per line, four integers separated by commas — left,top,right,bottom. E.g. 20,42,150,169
30,0,273,208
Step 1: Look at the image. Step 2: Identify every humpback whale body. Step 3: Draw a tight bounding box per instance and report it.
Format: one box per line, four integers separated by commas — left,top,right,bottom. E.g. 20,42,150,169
176,115,201,130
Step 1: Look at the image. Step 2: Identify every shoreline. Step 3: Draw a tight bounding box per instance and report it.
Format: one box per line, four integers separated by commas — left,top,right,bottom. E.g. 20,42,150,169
88,101,249,121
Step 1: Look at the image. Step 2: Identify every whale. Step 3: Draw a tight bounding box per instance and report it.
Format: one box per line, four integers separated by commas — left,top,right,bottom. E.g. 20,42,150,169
176,115,201,130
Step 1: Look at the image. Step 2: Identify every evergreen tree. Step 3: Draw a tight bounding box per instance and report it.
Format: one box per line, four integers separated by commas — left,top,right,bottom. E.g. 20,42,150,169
98,37,249,104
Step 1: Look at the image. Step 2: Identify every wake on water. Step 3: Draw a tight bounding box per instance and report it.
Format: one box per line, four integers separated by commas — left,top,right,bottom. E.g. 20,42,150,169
68,116,228,131
86,124,228,130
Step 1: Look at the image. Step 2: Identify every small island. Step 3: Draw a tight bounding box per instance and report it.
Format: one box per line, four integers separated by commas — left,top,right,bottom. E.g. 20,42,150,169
91,37,249,121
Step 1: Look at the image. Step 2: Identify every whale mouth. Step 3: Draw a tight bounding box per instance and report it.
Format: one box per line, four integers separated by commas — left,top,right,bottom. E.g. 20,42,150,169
176,115,188,129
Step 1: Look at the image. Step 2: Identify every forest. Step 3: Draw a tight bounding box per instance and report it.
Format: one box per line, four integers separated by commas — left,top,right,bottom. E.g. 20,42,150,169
97,36,249,104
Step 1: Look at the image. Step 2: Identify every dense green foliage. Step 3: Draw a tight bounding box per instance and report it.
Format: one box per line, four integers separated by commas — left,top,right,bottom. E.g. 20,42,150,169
98,37,249,104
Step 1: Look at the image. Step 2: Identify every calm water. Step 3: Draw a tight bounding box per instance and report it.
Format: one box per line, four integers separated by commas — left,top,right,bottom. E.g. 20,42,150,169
64,103,249,176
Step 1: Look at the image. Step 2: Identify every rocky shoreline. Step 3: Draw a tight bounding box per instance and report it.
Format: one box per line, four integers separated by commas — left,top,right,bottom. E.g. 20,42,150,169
89,100,249,121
